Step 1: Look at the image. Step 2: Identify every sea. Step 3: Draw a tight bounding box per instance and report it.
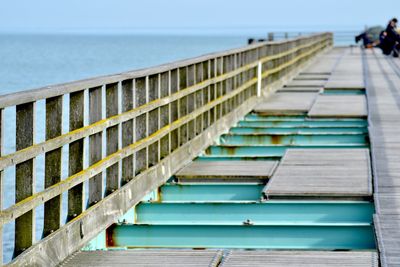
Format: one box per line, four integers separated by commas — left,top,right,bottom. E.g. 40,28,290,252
0,32,356,263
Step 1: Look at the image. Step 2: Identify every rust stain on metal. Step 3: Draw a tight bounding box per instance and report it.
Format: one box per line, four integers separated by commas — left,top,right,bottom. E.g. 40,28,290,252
106,224,117,247
270,135,282,145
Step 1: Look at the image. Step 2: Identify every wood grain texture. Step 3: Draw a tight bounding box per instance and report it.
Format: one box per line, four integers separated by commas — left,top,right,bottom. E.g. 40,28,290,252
176,160,278,182
15,102,36,256
364,49,400,267
285,79,326,87
68,90,85,220
61,250,223,267
254,92,317,114
221,250,378,267
89,86,103,206
43,96,62,237
264,148,372,197
308,95,367,118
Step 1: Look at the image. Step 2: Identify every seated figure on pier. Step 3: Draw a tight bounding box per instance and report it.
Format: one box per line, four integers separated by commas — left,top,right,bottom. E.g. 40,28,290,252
379,18,400,57
355,26,383,49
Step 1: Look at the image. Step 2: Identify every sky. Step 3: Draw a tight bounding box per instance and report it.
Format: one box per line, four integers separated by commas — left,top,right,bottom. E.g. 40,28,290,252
0,0,398,35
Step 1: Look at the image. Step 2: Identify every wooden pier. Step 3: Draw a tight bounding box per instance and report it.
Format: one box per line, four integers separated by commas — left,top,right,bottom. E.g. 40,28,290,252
0,32,399,266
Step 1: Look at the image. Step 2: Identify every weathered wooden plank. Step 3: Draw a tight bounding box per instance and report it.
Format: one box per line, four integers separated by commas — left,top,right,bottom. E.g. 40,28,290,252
285,79,326,87
308,95,367,118
160,72,171,160
325,51,364,89
366,49,400,267
278,86,322,93
221,250,378,267
68,90,85,220
61,249,223,267
15,102,36,257
264,148,372,197
88,86,103,206
176,160,278,182
121,79,134,185
148,74,159,166
374,215,400,267
135,77,147,175
43,96,62,237
293,74,329,80
254,92,317,114
105,83,119,195
67,91,85,221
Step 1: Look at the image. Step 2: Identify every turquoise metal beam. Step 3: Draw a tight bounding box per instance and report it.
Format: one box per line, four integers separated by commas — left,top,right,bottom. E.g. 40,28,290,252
134,201,374,225
109,224,376,250
237,120,368,128
159,184,264,202
219,134,368,146
244,114,366,122
230,127,368,134
205,145,368,157
323,89,365,95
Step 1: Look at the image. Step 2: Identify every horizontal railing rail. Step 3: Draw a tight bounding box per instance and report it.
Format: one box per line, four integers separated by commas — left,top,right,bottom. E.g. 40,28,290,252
0,32,332,266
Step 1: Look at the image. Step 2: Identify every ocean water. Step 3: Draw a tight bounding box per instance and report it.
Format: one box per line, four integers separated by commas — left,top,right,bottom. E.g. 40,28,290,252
0,34,248,263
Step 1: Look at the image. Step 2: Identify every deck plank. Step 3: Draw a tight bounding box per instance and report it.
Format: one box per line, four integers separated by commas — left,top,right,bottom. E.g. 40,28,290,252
285,79,326,87
61,250,223,267
364,48,400,266
264,148,372,197
308,95,367,118
374,215,400,267
254,92,317,114
278,86,322,93
176,160,277,182
325,49,364,89
220,250,379,267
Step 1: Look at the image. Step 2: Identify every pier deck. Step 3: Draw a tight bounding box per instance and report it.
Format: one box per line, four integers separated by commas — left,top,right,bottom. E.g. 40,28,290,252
61,46,385,266
263,148,372,198
365,49,400,267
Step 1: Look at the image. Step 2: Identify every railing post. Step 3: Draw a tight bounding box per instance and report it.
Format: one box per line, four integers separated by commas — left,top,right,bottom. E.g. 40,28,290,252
159,72,170,159
88,86,103,206
121,79,134,185
43,96,63,237
14,102,36,257
268,32,274,41
257,61,262,97
105,83,119,195
148,75,159,167
68,90,85,220
135,78,147,174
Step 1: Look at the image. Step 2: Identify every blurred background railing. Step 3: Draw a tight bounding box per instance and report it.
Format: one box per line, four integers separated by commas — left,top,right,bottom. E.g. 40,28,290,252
250,31,358,46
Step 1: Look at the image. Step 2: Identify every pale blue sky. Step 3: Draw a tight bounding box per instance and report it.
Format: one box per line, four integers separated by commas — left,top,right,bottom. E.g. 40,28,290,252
0,0,398,34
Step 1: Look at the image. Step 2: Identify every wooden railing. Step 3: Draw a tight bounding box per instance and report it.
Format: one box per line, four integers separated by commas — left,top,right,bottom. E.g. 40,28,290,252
0,32,332,266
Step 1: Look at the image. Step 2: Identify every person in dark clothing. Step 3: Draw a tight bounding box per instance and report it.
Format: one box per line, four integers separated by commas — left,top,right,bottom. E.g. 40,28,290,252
381,18,400,57
355,31,374,48
355,26,384,49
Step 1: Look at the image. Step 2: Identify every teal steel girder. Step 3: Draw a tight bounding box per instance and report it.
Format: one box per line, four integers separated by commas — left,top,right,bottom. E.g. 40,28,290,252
134,201,374,225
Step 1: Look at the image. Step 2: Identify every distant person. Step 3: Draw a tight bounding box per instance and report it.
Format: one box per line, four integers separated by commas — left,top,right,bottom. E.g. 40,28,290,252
355,26,383,49
380,18,400,57
355,31,374,48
